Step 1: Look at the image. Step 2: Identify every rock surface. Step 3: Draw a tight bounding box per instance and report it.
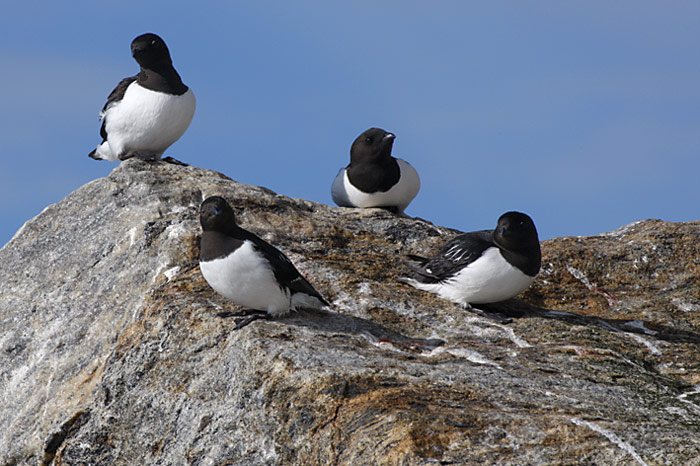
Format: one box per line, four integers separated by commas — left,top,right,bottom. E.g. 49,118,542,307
1,160,699,465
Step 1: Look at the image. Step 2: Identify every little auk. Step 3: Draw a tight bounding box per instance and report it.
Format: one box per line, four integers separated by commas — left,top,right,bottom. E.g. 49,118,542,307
199,196,328,329
401,211,541,308
89,33,196,163
331,127,420,213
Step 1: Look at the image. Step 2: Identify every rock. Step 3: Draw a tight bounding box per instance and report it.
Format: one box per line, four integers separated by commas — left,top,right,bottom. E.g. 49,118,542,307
1,159,699,465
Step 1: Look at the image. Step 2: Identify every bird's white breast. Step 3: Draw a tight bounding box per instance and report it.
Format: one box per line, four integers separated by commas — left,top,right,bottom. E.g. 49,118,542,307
331,158,420,212
199,241,292,316
409,247,535,305
100,82,196,160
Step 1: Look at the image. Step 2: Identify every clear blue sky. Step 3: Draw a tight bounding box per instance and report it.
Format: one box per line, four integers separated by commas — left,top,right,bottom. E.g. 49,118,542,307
1,2,699,246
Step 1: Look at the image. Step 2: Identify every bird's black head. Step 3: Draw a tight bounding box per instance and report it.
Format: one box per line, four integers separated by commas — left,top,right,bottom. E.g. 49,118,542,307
350,127,396,165
493,211,540,251
200,196,236,233
131,33,173,70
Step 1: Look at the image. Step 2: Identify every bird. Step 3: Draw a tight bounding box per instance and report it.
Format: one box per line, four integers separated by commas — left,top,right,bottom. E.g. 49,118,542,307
331,127,420,213
401,211,541,309
89,33,196,163
199,196,328,329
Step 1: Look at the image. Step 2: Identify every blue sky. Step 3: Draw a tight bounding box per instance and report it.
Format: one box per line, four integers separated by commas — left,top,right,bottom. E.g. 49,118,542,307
1,2,699,246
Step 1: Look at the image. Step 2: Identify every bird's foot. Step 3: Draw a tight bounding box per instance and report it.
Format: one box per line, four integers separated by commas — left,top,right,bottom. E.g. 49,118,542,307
161,156,188,166
216,309,266,318
120,152,160,162
380,206,401,215
468,306,513,324
234,313,270,330
216,309,270,330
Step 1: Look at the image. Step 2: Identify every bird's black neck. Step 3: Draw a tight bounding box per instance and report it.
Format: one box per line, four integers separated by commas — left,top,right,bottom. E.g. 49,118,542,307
499,245,541,277
200,229,245,261
347,157,400,193
137,67,188,95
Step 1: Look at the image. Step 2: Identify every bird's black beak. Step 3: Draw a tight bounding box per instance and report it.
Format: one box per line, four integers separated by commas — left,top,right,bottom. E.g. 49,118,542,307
131,42,146,58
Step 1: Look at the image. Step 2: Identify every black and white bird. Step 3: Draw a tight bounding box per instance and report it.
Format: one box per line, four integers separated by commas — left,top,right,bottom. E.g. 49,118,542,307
401,212,541,307
331,127,420,213
89,33,196,162
199,196,328,329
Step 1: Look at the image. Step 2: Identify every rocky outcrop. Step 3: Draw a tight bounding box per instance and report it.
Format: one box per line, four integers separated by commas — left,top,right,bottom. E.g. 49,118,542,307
1,160,699,465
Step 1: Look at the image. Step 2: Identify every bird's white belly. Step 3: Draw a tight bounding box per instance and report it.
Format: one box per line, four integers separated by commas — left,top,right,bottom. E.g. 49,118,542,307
332,159,420,212
199,241,292,316
416,247,535,305
103,83,196,159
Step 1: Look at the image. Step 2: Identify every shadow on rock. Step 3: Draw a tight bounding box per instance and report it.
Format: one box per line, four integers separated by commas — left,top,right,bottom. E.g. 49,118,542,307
478,299,700,344
219,307,445,353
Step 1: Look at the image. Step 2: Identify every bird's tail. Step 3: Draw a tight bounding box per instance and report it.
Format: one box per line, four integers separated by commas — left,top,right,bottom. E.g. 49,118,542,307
291,293,328,311
399,254,441,284
88,141,117,161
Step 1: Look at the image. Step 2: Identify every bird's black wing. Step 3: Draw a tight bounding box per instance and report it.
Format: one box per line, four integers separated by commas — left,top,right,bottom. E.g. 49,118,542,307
101,75,137,113
244,230,328,304
95,76,137,142
405,230,494,283
102,76,138,112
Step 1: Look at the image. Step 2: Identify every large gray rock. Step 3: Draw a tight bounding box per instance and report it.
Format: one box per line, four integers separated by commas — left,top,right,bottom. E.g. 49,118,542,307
1,160,699,465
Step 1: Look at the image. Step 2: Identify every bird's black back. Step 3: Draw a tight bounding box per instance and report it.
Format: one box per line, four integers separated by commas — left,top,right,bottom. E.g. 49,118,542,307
406,230,494,283
241,229,328,304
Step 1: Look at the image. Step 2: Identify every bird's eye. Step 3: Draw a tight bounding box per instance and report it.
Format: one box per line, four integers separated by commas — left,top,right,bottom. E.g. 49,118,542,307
365,137,372,143
151,40,157,45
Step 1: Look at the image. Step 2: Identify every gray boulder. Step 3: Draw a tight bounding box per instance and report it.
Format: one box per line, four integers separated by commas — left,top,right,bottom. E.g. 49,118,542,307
1,160,699,465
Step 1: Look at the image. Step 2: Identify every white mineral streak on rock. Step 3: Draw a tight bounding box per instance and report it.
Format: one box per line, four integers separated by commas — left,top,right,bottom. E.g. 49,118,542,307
570,418,650,466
